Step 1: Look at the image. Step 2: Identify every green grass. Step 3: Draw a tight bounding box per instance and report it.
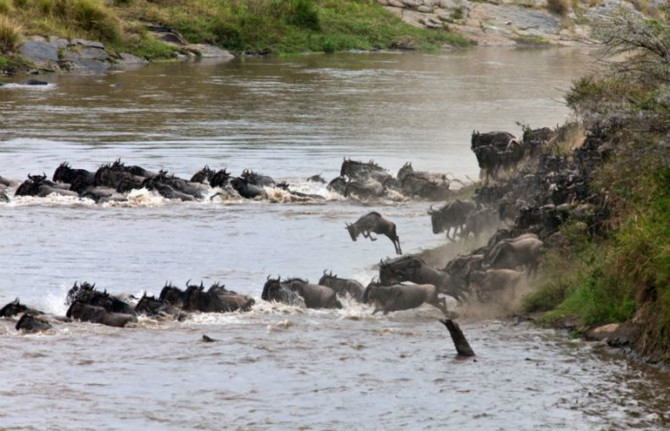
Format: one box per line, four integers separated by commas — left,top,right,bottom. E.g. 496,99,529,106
0,0,469,66
525,150,670,350
0,14,21,54
114,0,468,55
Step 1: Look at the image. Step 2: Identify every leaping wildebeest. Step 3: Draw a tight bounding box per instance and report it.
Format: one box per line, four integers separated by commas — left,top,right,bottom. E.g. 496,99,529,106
345,211,402,255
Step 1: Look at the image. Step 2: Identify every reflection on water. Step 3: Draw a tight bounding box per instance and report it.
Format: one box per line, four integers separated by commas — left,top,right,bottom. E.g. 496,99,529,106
1,48,669,430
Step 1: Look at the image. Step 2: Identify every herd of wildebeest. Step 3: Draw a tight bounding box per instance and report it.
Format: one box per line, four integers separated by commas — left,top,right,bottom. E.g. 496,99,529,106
2,123,613,335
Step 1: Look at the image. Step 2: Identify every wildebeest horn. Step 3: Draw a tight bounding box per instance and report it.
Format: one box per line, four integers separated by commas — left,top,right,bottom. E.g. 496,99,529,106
428,205,435,215
267,274,271,281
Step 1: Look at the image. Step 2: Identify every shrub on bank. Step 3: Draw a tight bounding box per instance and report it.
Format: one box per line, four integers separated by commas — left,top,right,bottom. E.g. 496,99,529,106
0,14,21,53
547,0,571,16
526,12,670,359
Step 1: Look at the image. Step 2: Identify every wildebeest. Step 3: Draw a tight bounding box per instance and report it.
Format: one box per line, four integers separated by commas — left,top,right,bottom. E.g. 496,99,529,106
428,200,477,240
307,174,326,183
342,179,387,200
340,159,392,184
140,170,206,200
15,174,80,198
93,160,149,190
53,162,95,187
318,270,365,302
183,282,255,313
397,162,451,201
66,301,137,328
484,235,543,276
363,281,448,316
240,169,275,188
462,206,499,241
15,313,53,333
442,253,485,285
0,299,43,318
66,282,135,315
468,268,523,304
159,283,186,308
262,277,340,309
134,293,188,321
379,255,467,302
327,176,347,195
0,175,17,188
471,131,519,181
190,165,216,183
346,211,402,255
231,177,267,199
209,169,232,188
261,276,306,307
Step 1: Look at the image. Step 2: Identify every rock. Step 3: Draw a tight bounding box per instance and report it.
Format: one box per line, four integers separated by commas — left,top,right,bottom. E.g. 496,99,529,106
26,35,47,43
586,322,641,348
73,39,105,49
387,0,404,7
439,0,466,8
117,53,147,65
48,37,69,50
184,44,235,60
146,23,188,46
422,16,444,28
402,0,422,8
582,0,639,24
60,47,110,73
587,323,620,340
19,42,59,69
417,5,434,13
19,79,48,85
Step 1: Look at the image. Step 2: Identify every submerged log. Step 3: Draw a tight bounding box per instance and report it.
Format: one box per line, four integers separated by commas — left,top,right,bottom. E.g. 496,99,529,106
439,319,475,357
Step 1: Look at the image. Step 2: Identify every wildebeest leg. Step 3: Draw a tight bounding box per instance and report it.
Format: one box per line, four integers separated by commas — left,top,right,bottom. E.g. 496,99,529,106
439,319,475,357
363,231,377,241
372,307,381,315
394,239,402,255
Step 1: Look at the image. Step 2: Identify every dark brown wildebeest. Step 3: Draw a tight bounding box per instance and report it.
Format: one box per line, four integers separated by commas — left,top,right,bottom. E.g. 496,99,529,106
346,211,402,255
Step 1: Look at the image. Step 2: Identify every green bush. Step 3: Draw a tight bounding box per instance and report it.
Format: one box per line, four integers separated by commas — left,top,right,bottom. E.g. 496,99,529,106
286,0,320,31
213,22,243,52
0,0,13,14
547,0,571,15
53,0,122,42
0,14,21,54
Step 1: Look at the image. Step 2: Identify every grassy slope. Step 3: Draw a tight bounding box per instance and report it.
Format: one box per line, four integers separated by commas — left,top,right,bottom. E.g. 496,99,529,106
522,11,670,360
0,0,468,71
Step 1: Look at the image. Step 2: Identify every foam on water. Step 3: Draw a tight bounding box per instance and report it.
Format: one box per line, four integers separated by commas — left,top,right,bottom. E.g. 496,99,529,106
0,83,56,90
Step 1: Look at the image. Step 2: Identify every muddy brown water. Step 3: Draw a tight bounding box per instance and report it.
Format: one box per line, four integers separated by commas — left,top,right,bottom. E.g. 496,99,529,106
1,48,669,430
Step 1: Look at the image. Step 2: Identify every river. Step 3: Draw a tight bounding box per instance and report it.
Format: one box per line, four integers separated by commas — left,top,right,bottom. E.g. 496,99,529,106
0,48,668,430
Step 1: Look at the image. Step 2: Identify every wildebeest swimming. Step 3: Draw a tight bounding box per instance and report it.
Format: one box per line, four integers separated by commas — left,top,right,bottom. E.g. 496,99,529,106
318,270,365,302
261,277,341,309
3,157,461,205
346,211,402,255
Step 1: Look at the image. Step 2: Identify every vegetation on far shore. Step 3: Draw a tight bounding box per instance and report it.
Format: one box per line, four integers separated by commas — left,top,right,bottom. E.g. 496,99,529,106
0,0,468,72
522,9,670,360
